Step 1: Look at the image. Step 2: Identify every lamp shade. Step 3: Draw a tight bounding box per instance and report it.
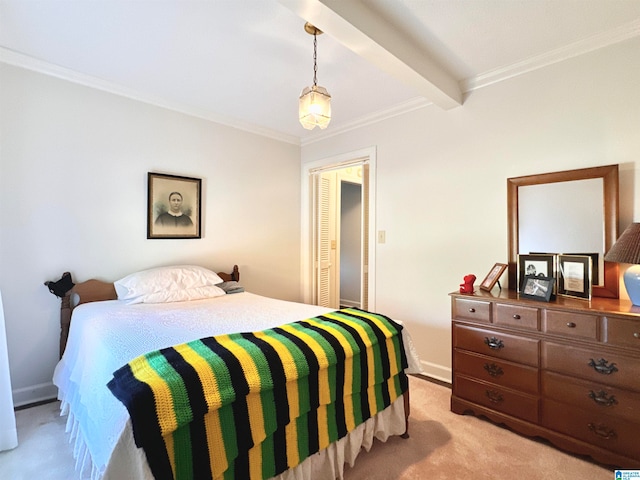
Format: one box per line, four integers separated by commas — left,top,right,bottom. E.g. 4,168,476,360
299,85,331,130
604,222,640,305
604,223,640,264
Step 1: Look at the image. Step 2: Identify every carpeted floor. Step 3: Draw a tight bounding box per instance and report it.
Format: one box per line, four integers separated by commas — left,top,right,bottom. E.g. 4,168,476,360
0,375,615,479
343,376,614,479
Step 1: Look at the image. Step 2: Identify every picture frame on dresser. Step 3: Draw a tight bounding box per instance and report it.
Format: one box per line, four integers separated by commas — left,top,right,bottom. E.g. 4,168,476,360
520,275,554,302
558,254,592,299
479,263,508,291
563,252,599,286
517,254,556,292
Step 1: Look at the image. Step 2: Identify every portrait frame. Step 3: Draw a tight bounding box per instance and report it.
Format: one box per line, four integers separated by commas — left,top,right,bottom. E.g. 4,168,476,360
520,275,554,302
479,263,508,291
147,172,202,239
517,254,556,292
558,254,592,300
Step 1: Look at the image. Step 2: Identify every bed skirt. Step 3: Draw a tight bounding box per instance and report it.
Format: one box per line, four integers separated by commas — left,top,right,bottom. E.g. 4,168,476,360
61,394,406,480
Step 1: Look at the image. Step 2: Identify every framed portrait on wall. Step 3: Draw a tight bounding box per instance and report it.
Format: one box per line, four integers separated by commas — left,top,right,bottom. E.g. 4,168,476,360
147,172,201,239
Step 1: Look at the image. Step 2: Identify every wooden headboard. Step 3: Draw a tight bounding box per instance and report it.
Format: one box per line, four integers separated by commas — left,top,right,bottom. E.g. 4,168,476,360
47,265,240,358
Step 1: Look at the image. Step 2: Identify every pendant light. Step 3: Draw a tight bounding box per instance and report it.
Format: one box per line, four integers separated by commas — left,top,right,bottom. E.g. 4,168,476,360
299,22,331,130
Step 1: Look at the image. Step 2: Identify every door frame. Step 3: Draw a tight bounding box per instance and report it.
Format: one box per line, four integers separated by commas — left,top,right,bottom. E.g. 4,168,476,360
300,146,376,310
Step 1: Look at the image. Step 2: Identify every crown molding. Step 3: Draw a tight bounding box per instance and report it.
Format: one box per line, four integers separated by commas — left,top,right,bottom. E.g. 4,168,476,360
0,47,301,146
461,17,640,93
304,18,640,144
300,97,431,147
3,17,638,148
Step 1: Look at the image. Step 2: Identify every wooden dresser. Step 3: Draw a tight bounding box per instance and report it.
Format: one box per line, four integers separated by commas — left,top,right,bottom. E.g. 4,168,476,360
450,289,640,468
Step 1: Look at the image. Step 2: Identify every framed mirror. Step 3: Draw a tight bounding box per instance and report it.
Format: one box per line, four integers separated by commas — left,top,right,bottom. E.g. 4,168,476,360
507,164,619,298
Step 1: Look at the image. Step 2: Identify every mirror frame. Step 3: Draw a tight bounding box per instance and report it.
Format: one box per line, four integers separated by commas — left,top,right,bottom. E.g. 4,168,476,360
507,164,619,298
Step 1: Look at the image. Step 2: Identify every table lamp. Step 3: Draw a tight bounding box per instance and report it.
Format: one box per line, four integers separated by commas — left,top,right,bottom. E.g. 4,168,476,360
604,222,640,305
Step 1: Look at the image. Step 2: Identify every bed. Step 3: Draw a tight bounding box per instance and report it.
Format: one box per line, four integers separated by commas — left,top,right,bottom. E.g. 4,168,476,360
50,265,422,480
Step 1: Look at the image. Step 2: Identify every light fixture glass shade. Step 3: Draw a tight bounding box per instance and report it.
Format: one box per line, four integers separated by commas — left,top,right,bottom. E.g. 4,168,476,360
604,222,640,305
299,85,331,130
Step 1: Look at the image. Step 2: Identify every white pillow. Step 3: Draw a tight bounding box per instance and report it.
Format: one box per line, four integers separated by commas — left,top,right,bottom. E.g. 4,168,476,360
115,265,224,304
135,285,226,304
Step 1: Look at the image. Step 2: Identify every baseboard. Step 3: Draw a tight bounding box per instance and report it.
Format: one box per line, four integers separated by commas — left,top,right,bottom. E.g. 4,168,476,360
419,360,452,384
339,299,360,308
12,381,57,408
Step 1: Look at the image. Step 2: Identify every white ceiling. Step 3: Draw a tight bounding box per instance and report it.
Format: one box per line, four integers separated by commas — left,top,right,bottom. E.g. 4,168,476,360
1,1,639,145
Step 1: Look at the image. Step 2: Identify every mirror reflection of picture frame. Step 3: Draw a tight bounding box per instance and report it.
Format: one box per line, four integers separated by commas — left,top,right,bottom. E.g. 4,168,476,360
520,275,554,302
558,254,592,300
517,254,556,293
147,172,202,239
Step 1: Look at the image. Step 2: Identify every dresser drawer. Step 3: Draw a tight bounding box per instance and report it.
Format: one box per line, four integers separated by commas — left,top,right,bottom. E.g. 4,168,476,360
542,371,640,422
454,350,539,394
495,303,540,330
543,341,640,390
542,399,640,460
452,298,491,323
604,316,640,348
455,374,539,423
544,310,598,340
454,324,539,367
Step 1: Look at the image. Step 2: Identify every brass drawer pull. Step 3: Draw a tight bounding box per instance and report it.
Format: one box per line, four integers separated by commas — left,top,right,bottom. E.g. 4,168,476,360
566,322,576,328
469,308,476,313
485,390,504,404
483,363,505,378
634,332,639,339
588,390,618,407
588,358,618,375
587,423,617,440
484,336,504,350
512,314,521,319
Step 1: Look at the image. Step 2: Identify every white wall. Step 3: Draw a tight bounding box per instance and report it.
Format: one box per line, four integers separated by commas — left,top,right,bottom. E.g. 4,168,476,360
301,38,640,382
2,37,639,403
0,64,302,405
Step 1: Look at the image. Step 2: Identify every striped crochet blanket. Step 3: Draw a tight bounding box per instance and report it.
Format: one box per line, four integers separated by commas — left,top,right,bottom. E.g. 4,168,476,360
107,308,409,480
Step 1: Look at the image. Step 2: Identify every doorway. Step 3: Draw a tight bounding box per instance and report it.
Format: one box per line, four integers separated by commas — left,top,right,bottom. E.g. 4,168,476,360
301,147,376,311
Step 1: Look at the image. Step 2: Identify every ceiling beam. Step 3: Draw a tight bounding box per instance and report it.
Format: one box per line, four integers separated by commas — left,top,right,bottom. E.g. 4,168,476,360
279,0,462,110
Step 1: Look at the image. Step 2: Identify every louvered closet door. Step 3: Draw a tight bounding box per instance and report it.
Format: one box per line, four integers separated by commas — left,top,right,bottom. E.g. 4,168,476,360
316,174,332,307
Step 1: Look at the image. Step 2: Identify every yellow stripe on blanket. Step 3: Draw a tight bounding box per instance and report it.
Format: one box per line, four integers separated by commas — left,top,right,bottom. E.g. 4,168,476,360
216,335,267,447
174,343,223,410
130,355,179,435
306,318,357,431
278,323,332,406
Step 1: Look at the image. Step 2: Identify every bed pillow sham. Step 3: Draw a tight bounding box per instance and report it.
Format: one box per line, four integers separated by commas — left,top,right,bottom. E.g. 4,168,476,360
114,265,225,304
132,285,226,304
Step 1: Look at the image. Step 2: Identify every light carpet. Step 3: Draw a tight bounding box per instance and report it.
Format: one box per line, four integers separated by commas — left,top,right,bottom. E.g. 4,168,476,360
0,375,615,479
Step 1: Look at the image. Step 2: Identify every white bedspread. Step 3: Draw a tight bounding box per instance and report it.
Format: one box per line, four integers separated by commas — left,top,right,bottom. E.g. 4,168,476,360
53,292,422,480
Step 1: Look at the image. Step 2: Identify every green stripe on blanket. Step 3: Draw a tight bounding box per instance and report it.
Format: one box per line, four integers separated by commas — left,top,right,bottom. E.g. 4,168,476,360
108,308,409,480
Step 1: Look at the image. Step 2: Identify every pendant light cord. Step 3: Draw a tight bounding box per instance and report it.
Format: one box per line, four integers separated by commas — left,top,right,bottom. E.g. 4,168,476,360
313,31,318,87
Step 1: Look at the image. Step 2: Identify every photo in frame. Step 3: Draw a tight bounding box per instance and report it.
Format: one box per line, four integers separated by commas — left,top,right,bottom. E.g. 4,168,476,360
517,254,556,292
564,252,600,286
558,254,592,300
480,263,508,291
520,275,554,302
148,172,201,239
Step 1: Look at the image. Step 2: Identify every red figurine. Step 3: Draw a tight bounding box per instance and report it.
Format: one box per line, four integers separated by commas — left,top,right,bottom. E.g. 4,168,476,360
459,274,476,294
